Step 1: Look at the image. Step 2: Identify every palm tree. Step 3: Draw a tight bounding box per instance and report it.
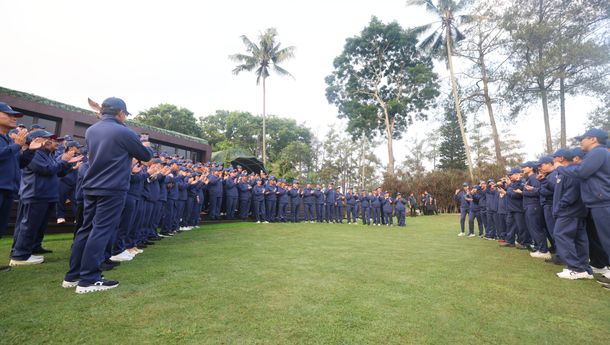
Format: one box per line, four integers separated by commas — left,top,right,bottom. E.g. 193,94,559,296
230,28,295,167
408,0,475,182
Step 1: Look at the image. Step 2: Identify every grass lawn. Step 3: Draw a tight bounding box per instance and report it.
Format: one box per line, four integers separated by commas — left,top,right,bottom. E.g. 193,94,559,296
1,214,608,344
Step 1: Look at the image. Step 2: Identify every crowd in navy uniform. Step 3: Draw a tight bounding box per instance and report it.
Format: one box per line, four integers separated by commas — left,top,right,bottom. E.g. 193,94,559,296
0,99,422,293
454,128,610,290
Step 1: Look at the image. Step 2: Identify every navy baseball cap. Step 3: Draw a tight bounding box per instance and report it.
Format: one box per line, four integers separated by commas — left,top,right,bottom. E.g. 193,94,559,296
30,124,45,130
66,140,83,148
488,179,495,183
27,130,62,142
575,128,608,142
0,102,23,117
538,156,554,165
101,97,130,115
520,161,537,168
553,148,575,160
508,168,521,175
571,147,586,158
462,182,469,186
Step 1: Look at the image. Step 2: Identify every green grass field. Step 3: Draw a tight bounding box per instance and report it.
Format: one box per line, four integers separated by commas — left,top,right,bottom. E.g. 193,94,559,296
1,214,608,344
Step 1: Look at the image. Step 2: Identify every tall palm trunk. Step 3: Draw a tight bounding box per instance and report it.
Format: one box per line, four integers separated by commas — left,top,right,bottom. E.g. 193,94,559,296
262,77,267,168
446,31,475,182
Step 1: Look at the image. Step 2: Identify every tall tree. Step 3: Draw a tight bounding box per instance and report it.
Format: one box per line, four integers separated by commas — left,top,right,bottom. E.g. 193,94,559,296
587,94,610,132
459,0,507,163
469,116,494,168
438,100,467,170
326,17,439,174
135,103,201,137
401,137,428,176
408,0,475,181
230,28,296,167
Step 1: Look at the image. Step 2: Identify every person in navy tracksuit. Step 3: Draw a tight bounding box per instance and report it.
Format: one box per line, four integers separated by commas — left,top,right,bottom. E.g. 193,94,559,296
484,180,498,239
538,156,559,259
73,158,89,237
113,161,145,260
361,191,372,225
264,177,278,222
521,161,550,258
161,162,179,235
382,192,394,226
552,148,592,279
252,179,266,223
496,179,509,243
335,187,345,223
345,188,356,224
468,186,484,236
277,179,289,222
315,183,325,222
454,183,471,236
504,169,530,248
64,97,152,293
556,129,610,288
10,131,76,265
0,103,34,250
478,181,487,234
176,169,189,229
206,167,223,220
224,169,238,220
56,141,81,224
371,191,382,226
288,181,301,223
237,174,252,220
302,182,315,222
394,193,406,227
325,184,336,223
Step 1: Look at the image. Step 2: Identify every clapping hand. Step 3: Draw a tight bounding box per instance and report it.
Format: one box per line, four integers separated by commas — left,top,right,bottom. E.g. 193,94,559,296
28,137,46,150
10,128,28,147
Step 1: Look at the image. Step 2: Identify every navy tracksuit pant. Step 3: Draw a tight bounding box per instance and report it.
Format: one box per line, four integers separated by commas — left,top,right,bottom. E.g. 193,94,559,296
304,203,314,221
174,200,186,229
316,204,324,222
542,205,556,253
496,213,507,240
468,210,483,235
586,211,610,268
291,201,300,222
554,217,590,273
362,207,370,225
278,202,288,222
114,195,137,255
485,211,496,238
525,205,548,252
253,199,266,222
506,211,528,245
161,199,176,234
226,197,237,220
459,208,469,233
65,194,126,285
266,200,277,222
325,204,335,222
336,206,344,223
11,202,54,259
239,199,249,220
372,207,381,225
0,191,14,239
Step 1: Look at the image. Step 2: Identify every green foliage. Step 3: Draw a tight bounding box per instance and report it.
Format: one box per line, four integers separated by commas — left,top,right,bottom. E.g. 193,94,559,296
438,101,467,170
135,103,202,138
587,96,610,132
326,17,439,142
230,28,296,84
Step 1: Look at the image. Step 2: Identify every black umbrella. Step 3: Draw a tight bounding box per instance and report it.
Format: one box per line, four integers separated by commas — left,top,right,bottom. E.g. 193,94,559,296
230,156,266,174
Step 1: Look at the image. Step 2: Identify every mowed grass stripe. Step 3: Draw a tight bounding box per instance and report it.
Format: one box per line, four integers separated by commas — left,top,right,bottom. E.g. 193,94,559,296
0,214,608,345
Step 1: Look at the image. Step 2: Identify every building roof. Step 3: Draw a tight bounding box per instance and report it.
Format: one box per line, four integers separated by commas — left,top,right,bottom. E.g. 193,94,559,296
0,86,208,145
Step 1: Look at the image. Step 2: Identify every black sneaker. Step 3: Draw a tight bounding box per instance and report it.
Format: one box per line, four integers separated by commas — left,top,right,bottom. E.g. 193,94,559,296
32,248,53,254
75,279,119,294
0,264,11,272
594,274,610,284
544,254,564,265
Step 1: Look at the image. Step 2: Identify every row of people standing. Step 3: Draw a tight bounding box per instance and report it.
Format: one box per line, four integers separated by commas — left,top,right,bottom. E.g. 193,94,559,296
453,128,610,291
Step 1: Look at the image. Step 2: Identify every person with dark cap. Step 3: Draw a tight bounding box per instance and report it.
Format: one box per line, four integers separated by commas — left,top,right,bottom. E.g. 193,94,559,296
478,181,488,234
161,160,179,236
252,178,266,223
64,97,152,293
468,186,483,237
503,168,531,249
325,183,336,223
495,178,509,244
483,180,498,240
551,148,593,280
264,176,278,222
382,192,394,226
371,189,382,226
10,131,81,266
335,186,345,223
0,103,31,243
302,181,315,223
408,193,417,217
537,156,561,264
277,179,289,222
352,188,360,225
556,129,610,288
522,161,551,259
395,193,406,227
315,182,325,223
361,191,371,225
56,141,82,224
454,182,471,236
288,181,301,223
237,174,252,221
206,167,223,220
224,169,239,220
345,187,356,224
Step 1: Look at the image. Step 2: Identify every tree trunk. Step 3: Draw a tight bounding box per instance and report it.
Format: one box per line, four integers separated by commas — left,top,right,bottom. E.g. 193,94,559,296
262,77,267,168
559,75,566,148
381,106,395,175
446,35,475,183
478,44,503,164
538,76,553,153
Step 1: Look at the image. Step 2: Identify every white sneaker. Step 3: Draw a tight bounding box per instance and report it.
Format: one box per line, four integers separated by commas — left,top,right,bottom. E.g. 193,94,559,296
61,280,79,288
75,280,119,294
264,221,269,224
468,233,476,237
256,221,261,223
591,266,610,275
530,251,552,259
57,218,66,224
109,251,133,262
129,248,144,254
9,256,44,266
458,232,465,237
310,221,314,224
556,270,594,280
182,227,192,231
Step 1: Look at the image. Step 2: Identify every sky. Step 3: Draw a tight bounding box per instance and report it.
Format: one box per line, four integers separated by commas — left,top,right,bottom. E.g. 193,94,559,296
1,0,597,166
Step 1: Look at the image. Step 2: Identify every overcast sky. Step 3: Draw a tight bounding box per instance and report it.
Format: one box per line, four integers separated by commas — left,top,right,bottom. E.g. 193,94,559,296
2,0,596,166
